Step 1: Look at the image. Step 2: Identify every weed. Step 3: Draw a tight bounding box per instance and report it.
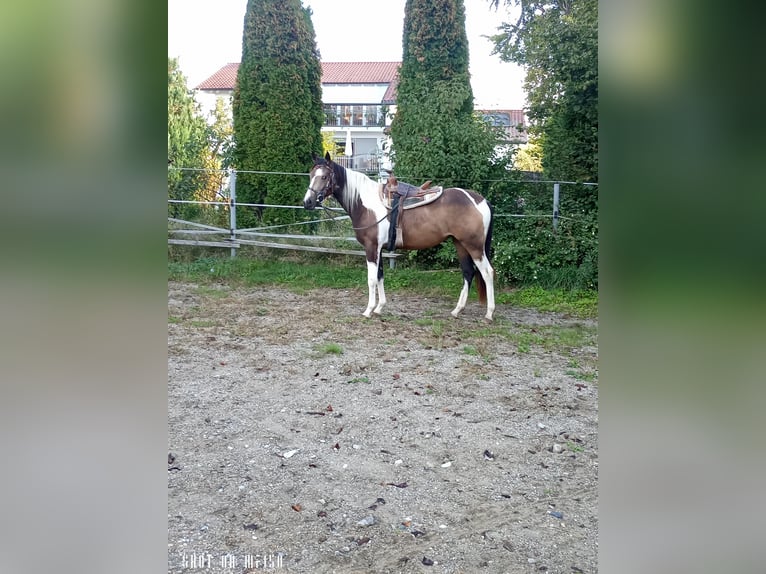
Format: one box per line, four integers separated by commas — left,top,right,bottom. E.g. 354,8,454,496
462,345,478,356
346,376,370,384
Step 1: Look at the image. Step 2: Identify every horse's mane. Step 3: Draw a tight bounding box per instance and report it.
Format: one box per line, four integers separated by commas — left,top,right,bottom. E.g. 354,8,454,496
316,159,380,210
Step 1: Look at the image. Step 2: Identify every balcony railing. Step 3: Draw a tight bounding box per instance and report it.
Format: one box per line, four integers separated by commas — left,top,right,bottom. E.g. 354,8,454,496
323,104,389,128
331,153,382,174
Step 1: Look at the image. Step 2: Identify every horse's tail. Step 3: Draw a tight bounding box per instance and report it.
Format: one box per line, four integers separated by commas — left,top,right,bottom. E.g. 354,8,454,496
476,202,494,305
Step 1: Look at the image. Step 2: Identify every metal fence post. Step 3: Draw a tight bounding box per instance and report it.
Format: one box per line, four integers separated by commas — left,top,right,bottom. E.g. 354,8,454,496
229,169,237,258
553,182,560,231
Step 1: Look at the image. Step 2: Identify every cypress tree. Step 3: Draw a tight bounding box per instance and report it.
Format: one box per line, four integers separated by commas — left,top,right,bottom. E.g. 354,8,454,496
233,0,323,226
390,0,501,190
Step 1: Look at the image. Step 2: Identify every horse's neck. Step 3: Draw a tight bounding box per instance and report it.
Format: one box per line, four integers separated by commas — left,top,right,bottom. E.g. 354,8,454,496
336,168,380,213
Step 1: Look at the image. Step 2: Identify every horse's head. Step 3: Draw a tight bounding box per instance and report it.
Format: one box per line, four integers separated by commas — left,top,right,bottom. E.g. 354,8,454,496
304,152,336,210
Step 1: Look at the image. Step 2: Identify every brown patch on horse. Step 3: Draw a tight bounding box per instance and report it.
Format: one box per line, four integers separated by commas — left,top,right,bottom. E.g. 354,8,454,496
396,188,485,253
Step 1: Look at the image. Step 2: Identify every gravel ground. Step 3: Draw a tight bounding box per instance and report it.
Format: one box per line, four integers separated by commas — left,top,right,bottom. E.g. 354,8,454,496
168,281,598,573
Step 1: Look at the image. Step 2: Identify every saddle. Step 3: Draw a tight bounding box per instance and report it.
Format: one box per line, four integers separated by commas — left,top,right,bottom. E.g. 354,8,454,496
382,175,443,251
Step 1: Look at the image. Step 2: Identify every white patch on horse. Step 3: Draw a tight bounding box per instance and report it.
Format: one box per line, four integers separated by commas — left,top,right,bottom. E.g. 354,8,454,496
344,169,390,257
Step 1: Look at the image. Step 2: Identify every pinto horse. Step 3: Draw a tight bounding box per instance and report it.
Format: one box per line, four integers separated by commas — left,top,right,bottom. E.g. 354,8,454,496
303,153,495,320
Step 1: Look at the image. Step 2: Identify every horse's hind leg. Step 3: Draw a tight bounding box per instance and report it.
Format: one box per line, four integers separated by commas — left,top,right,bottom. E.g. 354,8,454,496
474,255,495,321
451,242,475,318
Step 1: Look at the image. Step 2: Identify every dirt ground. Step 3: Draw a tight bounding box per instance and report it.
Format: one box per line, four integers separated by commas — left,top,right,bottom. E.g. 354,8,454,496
168,280,598,573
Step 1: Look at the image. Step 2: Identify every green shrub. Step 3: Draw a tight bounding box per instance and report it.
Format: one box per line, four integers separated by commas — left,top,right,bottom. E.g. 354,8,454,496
488,178,598,290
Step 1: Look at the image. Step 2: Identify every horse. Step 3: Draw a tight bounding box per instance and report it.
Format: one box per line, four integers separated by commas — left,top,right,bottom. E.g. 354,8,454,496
303,152,495,320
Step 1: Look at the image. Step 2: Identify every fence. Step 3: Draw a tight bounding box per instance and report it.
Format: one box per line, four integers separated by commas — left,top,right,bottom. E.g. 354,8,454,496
167,167,597,261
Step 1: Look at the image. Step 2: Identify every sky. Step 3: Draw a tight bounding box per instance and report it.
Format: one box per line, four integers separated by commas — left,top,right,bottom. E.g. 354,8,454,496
168,0,527,110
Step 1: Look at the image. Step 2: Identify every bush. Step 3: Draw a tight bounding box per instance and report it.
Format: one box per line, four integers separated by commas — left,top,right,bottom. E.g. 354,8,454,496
487,178,598,290
493,216,597,290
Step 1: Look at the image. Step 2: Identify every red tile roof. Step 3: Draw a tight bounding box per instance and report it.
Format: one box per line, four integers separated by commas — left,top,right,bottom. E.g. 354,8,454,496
321,61,400,84
382,75,399,105
195,62,401,91
196,62,239,90
195,62,525,139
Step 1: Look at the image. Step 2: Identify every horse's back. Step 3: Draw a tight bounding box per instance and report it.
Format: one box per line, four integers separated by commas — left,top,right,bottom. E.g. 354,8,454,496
443,186,487,205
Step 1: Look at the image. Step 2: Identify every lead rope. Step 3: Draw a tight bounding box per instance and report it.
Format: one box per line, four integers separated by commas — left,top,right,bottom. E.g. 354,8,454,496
319,199,390,231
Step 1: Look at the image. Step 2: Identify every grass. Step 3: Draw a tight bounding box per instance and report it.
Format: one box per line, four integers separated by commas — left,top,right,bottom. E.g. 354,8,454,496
414,317,445,337
497,285,597,318
193,285,229,299
503,323,597,354
168,256,597,318
566,358,598,382
316,342,343,356
566,369,597,382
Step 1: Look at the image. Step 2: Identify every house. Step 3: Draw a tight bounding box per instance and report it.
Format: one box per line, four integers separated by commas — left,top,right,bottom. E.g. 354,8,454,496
479,109,528,144
194,61,526,175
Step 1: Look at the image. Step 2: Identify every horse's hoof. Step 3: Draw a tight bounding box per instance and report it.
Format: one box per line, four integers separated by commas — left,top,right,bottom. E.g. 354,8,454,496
362,311,372,318
450,309,461,318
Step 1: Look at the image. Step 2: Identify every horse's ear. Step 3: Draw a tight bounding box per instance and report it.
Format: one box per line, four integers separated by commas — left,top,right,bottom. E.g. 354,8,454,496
324,151,332,163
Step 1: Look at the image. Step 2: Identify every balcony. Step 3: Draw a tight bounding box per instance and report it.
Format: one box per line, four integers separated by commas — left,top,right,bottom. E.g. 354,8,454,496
331,153,382,175
323,104,389,128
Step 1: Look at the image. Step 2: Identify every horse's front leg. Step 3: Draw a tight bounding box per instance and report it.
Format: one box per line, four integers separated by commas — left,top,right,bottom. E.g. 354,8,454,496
363,259,378,318
373,250,386,315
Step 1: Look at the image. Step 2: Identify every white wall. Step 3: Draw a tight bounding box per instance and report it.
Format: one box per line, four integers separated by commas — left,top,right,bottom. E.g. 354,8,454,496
194,90,232,124
321,84,388,103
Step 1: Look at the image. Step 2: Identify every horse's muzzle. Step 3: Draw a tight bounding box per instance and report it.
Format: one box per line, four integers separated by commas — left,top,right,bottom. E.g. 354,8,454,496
303,189,317,210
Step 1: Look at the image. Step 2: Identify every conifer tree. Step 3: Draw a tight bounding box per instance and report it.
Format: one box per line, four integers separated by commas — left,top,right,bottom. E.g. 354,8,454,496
390,0,501,190
233,0,323,226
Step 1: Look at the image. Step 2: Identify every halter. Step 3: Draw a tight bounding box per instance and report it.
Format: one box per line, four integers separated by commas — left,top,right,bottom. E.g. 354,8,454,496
308,163,335,204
